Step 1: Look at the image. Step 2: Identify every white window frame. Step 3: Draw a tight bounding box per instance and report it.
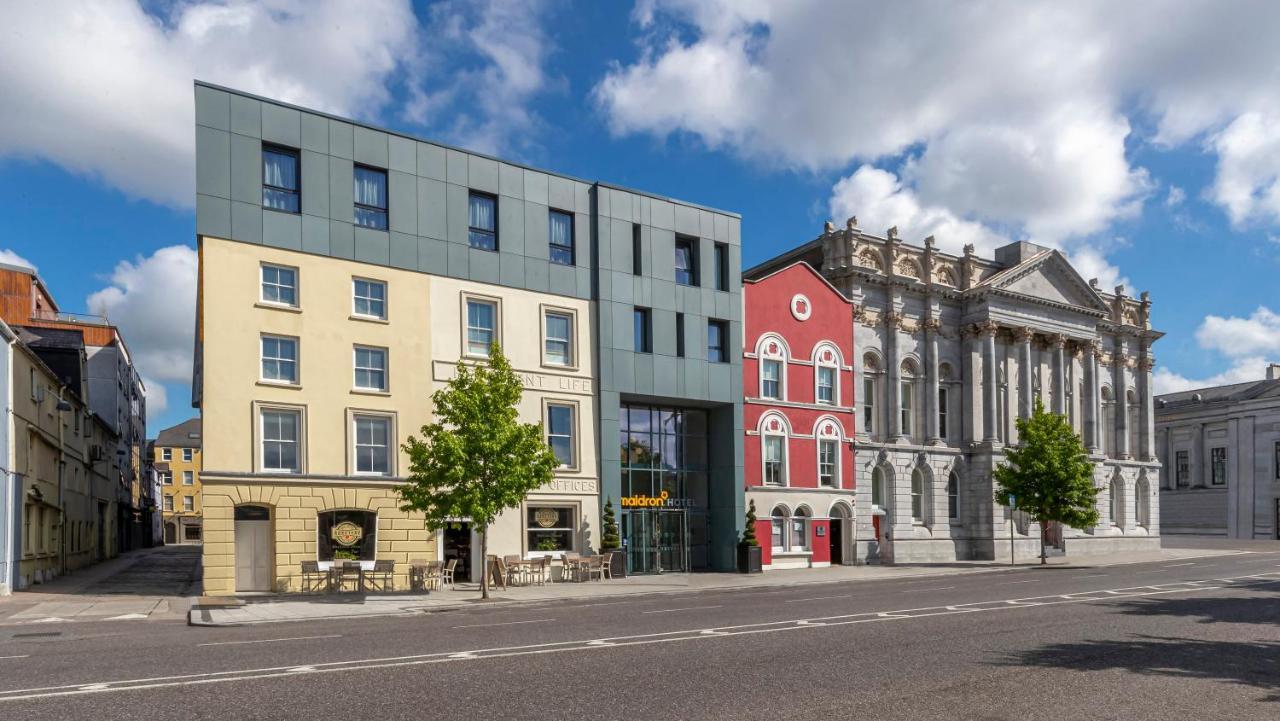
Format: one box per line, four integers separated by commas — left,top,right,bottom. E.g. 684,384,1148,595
183,496,194,512
462,294,501,359
260,263,299,308
525,503,579,555
863,376,876,437
351,411,396,477
818,437,839,488
182,471,194,486
260,334,299,385
541,306,576,369
761,359,783,400
761,416,788,486
353,345,389,392
900,379,915,440
910,468,926,524
789,507,810,551
544,400,578,471
183,448,193,462
770,506,787,552
162,448,172,462
160,471,172,486
352,277,387,320
813,343,841,406
257,404,305,474
164,495,174,512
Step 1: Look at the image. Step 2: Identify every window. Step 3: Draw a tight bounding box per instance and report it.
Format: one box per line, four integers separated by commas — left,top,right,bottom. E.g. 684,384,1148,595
713,242,729,291
633,307,652,353
1135,478,1150,528
162,448,172,461
549,209,574,265
353,414,392,476
632,223,642,275
900,381,914,438
675,313,685,358
544,311,573,366
164,495,173,512
261,408,301,473
910,468,925,523
183,496,194,512
318,510,377,562
763,435,786,485
161,472,172,485
546,403,576,468
1110,479,1122,526
761,360,782,399
674,235,699,285
353,165,388,230
183,448,193,462
1276,442,1280,480
770,507,786,550
527,506,575,554
863,377,876,435
938,387,949,439
1175,450,1190,488
184,526,202,542
769,505,809,553
182,471,193,486
353,346,388,391
468,192,497,250
1211,447,1227,486
947,471,959,520
818,439,838,488
465,299,497,357
707,320,728,363
817,366,836,405
790,508,809,551
353,278,386,319
260,335,298,384
262,145,300,213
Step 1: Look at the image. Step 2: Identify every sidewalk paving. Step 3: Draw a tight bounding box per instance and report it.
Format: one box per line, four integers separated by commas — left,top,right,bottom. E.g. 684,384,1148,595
189,546,1244,627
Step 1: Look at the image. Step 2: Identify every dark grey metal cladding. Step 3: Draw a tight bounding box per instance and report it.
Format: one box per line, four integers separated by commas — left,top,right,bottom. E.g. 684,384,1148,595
194,82,595,300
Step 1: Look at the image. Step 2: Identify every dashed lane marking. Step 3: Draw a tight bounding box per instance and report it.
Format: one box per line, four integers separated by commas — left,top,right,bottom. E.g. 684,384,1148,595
196,635,342,648
641,605,723,614
451,619,555,630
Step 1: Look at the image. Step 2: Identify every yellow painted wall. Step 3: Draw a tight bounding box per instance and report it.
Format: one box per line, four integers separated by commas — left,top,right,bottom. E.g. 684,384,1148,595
158,444,203,541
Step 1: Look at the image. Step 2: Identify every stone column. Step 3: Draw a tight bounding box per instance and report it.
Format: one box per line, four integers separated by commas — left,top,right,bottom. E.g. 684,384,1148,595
980,322,999,443
886,311,903,442
925,318,941,444
1138,351,1155,461
1016,327,1034,419
1052,334,1067,415
1194,421,1206,487
1084,341,1100,453
1114,341,1131,460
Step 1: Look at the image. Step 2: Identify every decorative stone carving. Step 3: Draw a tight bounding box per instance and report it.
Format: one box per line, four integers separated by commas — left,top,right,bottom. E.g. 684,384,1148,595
886,226,899,241
824,220,835,234
896,256,921,279
974,320,999,338
1138,356,1155,372
846,216,858,230
1014,326,1035,344
922,317,942,334
935,265,957,286
1051,333,1068,349
884,310,905,329
857,247,884,272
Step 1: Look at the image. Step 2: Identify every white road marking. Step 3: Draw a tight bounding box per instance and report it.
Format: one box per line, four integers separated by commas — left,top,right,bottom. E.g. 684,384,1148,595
103,614,149,621
641,605,723,614
784,595,848,603
998,580,1039,585
451,619,555,629
1075,574,1108,579
0,655,30,660
901,586,955,593
196,634,342,648
1164,562,1195,568
3,572,1276,703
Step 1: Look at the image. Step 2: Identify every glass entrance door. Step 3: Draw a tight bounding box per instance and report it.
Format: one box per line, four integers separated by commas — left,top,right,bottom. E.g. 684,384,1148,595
658,510,687,572
625,510,688,574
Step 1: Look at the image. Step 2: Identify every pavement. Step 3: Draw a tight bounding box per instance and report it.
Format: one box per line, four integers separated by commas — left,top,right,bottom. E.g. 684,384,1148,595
0,537,1276,720
188,544,1245,626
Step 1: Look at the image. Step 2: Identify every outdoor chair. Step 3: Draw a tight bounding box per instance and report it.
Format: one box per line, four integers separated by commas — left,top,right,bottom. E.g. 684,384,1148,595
561,552,583,582
441,558,458,588
503,555,525,586
586,554,608,581
300,560,329,593
534,555,551,586
364,559,395,592
336,560,363,593
408,558,431,592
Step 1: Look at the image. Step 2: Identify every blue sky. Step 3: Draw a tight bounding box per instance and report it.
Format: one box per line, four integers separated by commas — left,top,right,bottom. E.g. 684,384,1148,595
2,1,1279,434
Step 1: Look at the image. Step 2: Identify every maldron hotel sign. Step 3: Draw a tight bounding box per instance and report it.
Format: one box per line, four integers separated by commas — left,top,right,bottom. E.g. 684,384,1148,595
620,491,698,510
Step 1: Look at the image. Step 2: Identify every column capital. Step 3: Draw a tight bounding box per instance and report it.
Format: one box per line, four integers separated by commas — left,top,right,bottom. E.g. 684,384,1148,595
975,320,999,338
922,317,942,334
885,310,905,329
1050,333,1068,349
1014,326,1035,343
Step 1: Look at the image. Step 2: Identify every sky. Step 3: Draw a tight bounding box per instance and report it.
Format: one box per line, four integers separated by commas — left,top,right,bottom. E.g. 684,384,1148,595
2,0,1280,435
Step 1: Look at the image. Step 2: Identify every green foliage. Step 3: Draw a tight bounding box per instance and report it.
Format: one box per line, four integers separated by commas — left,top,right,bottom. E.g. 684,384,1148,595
333,549,357,561
536,537,562,552
994,397,1100,551
740,499,759,547
397,344,559,597
600,499,621,551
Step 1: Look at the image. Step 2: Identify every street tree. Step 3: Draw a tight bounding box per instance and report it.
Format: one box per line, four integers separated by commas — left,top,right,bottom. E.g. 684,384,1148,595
993,397,1100,564
397,344,558,599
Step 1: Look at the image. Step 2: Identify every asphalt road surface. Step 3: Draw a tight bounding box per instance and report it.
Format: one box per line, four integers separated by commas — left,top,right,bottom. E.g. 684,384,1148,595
2,547,1278,720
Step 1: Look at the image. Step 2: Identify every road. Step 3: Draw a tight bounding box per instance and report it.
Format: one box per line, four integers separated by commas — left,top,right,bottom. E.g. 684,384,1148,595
1,546,1277,720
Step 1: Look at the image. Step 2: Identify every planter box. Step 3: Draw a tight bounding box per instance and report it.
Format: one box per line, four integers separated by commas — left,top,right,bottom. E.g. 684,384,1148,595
737,544,763,574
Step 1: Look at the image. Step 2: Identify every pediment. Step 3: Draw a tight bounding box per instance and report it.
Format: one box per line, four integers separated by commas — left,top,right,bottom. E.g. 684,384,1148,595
981,251,1109,313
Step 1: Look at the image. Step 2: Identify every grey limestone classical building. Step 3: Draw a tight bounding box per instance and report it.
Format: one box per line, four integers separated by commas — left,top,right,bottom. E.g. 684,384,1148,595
748,219,1163,563
1155,364,1280,539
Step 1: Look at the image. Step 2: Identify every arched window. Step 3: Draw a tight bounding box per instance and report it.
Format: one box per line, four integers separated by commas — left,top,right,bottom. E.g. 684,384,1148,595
871,466,888,509
910,468,926,523
901,359,919,440
770,505,787,551
1135,476,1150,528
1126,388,1139,455
757,335,788,400
1109,478,1123,528
760,414,788,486
814,343,841,406
791,507,810,551
862,352,881,438
947,471,959,521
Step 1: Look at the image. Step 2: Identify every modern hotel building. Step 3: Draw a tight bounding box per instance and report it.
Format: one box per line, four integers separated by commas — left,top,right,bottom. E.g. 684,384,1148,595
193,83,743,594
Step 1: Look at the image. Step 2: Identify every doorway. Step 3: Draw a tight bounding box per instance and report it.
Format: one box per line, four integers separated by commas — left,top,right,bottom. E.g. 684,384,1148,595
828,517,843,565
623,509,688,574
443,522,473,583
234,505,273,592
97,502,107,561
164,522,177,545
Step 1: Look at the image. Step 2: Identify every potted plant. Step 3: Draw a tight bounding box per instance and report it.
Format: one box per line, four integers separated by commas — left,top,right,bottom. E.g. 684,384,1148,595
536,537,562,552
737,499,763,573
600,498,626,578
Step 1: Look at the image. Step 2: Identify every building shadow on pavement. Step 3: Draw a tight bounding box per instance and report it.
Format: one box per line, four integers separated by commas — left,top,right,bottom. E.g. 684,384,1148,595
994,582,1280,703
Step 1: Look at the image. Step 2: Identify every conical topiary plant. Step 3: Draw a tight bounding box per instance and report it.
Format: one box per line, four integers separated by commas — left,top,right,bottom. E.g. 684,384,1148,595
740,499,759,547
600,498,621,551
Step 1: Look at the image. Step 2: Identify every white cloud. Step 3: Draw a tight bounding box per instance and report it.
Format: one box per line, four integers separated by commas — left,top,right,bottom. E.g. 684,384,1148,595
0,1,419,207
0,249,35,271
1208,111,1280,227
87,246,197,386
141,377,169,417
1153,305,1280,393
1153,357,1268,394
1165,186,1186,209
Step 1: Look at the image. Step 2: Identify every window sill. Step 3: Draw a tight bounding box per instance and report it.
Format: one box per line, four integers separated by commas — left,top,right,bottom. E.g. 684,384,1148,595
263,207,302,216
254,302,302,314
349,314,389,325
540,361,579,373
256,381,302,390
350,388,391,397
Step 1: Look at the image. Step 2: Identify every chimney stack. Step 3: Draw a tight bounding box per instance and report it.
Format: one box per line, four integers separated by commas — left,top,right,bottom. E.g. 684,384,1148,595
1267,363,1280,381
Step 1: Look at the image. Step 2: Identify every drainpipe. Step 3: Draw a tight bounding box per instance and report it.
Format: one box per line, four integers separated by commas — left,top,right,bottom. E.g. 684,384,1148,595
55,387,72,576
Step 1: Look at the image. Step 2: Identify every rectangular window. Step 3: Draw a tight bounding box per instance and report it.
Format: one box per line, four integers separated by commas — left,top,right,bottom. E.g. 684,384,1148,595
675,313,685,358
764,436,785,485
1176,450,1190,487
465,299,498,357
817,367,835,405
468,192,497,250
549,209,574,265
546,403,576,468
162,448,172,461
260,335,298,384
707,319,728,363
714,242,729,292
863,379,875,435
161,472,172,486
353,278,387,319
938,387,949,438
770,516,784,550
353,346,388,391
262,145,300,213
183,496,194,512
353,165,388,230
818,439,837,487
901,381,913,437
674,236,699,286
261,408,301,473
353,414,392,476
761,360,781,399
790,516,808,550
544,311,573,367
632,223,642,275
260,264,298,306
633,307,652,353
183,448,193,462
1211,447,1227,486
182,471,193,485
164,495,173,512
527,506,575,554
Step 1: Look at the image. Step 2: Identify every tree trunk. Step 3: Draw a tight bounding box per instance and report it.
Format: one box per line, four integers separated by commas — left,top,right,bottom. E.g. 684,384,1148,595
1039,520,1047,565
480,527,489,600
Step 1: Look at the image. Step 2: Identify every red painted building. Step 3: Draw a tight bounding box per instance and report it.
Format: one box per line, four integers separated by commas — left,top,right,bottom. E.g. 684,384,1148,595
743,262,857,569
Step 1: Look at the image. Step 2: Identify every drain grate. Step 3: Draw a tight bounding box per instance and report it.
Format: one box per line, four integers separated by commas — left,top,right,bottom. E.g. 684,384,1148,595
12,631,62,639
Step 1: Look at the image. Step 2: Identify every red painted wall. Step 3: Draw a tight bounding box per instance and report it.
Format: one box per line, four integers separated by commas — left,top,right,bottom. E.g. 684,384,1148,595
756,519,773,565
